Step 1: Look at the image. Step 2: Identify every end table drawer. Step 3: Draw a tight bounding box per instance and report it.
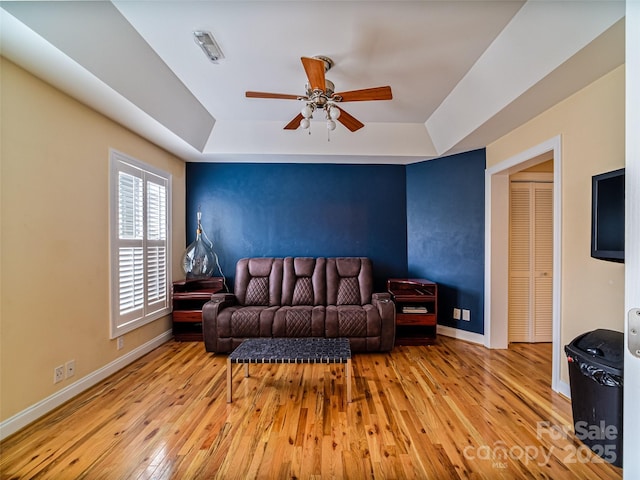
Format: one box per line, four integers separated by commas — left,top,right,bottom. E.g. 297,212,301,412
172,310,202,322
397,313,437,326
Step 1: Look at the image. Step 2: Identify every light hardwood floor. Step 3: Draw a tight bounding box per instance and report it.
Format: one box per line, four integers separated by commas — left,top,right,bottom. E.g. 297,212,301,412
0,337,622,479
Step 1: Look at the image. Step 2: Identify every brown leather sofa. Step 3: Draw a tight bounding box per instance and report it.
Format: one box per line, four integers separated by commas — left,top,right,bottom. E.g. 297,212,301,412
202,257,395,353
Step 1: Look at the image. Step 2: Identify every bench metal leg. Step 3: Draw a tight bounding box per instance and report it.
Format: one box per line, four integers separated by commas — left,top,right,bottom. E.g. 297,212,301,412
227,358,232,403
228,357,352,403
346,359,352,403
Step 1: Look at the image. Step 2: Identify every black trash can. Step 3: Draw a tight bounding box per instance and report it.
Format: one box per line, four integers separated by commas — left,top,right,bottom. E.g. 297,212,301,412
565,329,623,467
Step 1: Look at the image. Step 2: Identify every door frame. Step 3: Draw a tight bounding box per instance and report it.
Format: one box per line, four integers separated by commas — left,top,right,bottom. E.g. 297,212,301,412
484,135,566,395
624,0,640,474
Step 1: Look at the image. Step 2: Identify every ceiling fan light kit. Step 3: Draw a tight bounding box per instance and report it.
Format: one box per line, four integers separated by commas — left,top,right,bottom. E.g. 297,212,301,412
246,56,392,136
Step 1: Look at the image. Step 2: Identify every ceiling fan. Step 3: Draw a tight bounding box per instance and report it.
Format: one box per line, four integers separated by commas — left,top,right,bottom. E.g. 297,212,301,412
246,56,392,132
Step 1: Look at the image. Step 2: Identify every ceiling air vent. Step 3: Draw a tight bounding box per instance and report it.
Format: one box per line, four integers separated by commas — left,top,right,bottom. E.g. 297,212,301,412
193,31,224,63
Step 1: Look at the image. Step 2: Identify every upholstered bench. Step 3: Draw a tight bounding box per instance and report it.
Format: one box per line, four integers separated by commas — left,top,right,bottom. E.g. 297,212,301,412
226,337,352,402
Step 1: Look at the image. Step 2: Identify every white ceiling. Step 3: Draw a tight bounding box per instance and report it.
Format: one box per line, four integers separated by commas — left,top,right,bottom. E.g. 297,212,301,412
0,1,626,164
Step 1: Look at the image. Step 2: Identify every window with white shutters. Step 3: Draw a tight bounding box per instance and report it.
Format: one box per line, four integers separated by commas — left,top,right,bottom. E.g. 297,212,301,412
110,150,171,338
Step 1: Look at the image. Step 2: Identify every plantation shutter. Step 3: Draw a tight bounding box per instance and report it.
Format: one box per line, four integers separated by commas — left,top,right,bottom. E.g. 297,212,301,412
118,170,144,319
145,176,168,309
110,151,171,337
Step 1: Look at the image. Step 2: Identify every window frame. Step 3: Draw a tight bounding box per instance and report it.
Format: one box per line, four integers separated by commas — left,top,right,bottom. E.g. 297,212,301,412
109,149,172,338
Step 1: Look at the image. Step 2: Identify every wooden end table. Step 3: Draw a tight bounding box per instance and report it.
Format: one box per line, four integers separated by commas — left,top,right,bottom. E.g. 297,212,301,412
172,277,224,341
388,278,438,345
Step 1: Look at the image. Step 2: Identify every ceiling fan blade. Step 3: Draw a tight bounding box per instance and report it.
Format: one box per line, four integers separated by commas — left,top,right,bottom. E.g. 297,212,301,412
334,86,393,102
246,91,301,100
284,113,304,130
336,107,364,132
301,57,326,92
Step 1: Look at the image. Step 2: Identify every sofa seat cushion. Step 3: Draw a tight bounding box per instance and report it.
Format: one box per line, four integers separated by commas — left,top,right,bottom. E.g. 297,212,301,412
217,306,277,338
325,304,382,338
273,306,325,337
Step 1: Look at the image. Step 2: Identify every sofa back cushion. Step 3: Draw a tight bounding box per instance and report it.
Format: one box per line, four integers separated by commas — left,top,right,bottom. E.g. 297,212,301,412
282,257,326,306
234,258,283,306
234,257,374,307
326,257,373,305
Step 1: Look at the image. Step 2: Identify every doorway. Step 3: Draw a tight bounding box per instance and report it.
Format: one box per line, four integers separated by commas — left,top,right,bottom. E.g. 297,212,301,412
484,136,566,395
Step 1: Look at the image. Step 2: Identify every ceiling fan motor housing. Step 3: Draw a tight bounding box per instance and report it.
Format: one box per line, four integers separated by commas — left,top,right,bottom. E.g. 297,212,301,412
306,79,335,99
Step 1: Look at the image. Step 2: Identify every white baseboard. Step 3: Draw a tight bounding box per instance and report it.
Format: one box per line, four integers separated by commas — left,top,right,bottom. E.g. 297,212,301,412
556,379,571,399
437,324,485,345
0,330,173,441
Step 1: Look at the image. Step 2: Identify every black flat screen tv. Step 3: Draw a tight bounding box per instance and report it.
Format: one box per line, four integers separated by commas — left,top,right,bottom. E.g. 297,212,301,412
591,168,625,262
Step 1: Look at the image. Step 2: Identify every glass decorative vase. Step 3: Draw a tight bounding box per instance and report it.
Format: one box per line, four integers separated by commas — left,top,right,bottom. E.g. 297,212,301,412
181,210,216,279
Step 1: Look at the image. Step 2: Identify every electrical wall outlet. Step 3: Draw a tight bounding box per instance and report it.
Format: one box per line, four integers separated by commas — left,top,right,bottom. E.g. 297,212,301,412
54,365,64,384
117,337,124,350
66,360,76,379
462,309,471,321
453,308,461,320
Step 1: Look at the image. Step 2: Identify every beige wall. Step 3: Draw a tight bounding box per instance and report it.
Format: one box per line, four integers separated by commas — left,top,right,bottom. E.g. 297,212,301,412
0,58,186,421
487,65,625,384
522,159,554,173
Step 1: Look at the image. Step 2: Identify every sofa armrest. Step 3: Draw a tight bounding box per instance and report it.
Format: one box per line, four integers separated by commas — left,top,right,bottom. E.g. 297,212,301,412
202,294,237,352
209,292,237,304
372,292,391,302
372,292,396,351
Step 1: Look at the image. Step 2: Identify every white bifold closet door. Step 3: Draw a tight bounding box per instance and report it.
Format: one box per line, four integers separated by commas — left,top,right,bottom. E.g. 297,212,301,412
509,181,553,343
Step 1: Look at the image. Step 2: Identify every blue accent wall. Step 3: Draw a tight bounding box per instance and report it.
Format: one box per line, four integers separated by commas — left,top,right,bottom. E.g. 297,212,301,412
406,149,486,334
185,152,486,334
185,163,408,291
